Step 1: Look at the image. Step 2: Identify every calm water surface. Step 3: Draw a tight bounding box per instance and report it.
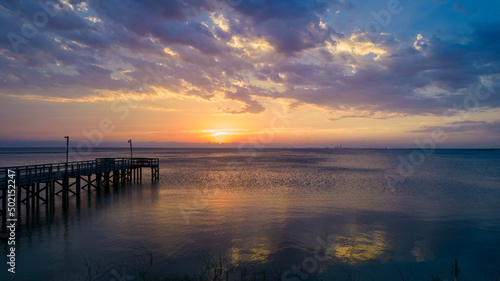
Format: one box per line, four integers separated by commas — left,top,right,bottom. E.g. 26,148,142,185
0,148,499,280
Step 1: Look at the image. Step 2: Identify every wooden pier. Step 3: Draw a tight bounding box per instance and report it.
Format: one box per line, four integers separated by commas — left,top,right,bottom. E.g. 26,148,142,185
0,158,159,231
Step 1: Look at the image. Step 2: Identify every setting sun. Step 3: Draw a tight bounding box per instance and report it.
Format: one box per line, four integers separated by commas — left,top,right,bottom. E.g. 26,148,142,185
199,129,238,143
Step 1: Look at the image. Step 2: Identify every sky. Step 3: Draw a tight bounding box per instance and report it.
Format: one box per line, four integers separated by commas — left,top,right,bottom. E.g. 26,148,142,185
0,0,499,148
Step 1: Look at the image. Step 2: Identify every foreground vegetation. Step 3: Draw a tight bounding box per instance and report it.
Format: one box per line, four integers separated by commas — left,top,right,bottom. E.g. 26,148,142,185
79,249,500,281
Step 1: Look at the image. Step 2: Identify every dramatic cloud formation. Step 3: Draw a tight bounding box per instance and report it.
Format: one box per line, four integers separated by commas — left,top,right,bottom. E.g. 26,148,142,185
408,121,500,134
0,0,499,146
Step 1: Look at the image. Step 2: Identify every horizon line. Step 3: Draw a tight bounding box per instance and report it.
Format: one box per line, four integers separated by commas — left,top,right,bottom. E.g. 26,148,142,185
0,146,498,150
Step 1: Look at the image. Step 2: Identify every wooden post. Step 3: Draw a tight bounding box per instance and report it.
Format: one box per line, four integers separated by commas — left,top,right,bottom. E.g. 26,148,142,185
62,178,68,205
88,175,92,197
45,182,49,212
105,172,110,188
96,173,102,189
76,176,81,197
50,180,55,211
36,183,40,209
48,181,52,211
26,185,30,217
48,166,52,210
31,184,36,215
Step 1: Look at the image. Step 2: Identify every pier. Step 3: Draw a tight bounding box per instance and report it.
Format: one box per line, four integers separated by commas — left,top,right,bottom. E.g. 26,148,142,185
0,158,159,231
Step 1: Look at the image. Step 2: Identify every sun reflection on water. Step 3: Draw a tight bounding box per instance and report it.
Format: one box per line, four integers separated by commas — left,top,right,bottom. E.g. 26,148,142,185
228,237,271,266
326,230,389,265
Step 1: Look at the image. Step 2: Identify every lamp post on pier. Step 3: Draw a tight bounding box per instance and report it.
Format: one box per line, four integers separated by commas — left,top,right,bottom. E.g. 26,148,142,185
128,139,133,182
64,136,69,164
128,139,133,160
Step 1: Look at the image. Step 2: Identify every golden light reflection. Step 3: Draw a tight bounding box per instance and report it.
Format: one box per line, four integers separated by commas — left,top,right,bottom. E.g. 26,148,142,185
228,237,271,266
326,230,388,265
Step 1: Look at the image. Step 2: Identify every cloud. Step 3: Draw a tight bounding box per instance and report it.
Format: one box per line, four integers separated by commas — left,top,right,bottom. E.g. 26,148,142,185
229,0,347,53
407,121,500,133
258,28,500,116
328,111,406,121
0,0,499,121
223,86,266,114
88,0,224,54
